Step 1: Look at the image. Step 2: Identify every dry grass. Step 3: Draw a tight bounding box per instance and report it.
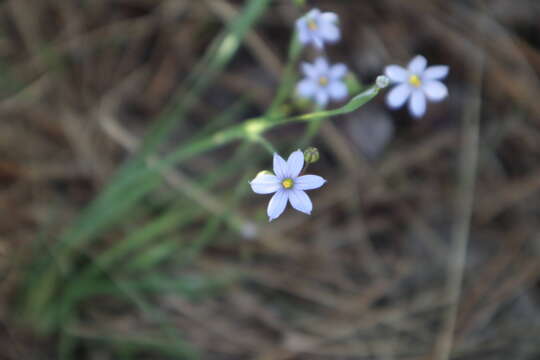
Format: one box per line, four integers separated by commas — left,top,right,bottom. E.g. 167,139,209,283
1,0,539,359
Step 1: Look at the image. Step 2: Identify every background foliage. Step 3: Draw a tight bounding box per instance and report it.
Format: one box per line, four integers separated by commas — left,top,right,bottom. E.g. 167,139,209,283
1,0,539,359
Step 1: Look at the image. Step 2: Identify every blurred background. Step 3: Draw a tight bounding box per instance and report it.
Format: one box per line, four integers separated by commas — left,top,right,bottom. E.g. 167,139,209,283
1,0,540,359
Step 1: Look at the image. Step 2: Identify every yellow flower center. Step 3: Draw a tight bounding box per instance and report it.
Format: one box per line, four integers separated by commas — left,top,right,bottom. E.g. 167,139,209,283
281,178,294,189
307,19,318,31
318,76,329,86
408,74,422,88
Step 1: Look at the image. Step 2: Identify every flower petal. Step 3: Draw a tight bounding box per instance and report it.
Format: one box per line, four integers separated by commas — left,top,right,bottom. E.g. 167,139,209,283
287,150,304,178
296,18,310,44
386,83,411,109
320,22,340,42
306,8,321,18
297,79,317,98
407,55,427,74
423,65,449,80
314,57,329,73
384,65,408,83
329,63,347,80
295,175,326,190
250,174,280,194
288,189,313,215
315,90,329,108
328,81,348,101
267,190,288,221
423,81,448,102
320,12,338,23
409,90,426,118
273,153,288,179
301,62,318,78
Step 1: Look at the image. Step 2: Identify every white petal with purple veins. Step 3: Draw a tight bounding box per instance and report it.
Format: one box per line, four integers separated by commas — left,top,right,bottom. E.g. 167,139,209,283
386,83,411,108
295,175,326,190
267,190,289,221
288,190,313,215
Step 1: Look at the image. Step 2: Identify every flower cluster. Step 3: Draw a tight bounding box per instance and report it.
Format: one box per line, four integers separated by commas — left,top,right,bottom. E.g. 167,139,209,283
250,8,450,222
295,8,348,108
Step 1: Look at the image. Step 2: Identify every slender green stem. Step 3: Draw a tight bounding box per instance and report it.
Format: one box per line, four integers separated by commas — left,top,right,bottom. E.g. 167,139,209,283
253,135,277,154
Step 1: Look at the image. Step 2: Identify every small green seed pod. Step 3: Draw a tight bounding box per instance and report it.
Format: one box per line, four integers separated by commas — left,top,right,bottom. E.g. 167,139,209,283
304,147,320,164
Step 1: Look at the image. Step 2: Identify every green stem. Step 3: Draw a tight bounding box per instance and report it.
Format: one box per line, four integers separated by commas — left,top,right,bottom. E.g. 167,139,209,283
253,135,277,154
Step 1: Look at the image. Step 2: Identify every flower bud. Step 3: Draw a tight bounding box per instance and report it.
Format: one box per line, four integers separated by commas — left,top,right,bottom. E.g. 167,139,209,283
376,75,390,89
256,170,273,178
304,147,320,164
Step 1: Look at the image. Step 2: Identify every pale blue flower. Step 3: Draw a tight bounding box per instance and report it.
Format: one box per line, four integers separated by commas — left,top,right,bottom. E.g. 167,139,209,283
384,55,449,118
250,150,326,222
296,8,340,49
297,57,348,108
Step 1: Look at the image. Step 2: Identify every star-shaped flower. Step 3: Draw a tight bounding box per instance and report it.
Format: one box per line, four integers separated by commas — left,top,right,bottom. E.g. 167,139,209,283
297,57,348,108
249,150,327,222
384,55,449,118
296,8,340,49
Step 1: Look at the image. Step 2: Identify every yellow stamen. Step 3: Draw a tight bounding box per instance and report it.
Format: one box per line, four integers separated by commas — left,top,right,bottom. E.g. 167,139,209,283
408,74,422,88
282,178,294,189
307,19,318,31
318,76,329,86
